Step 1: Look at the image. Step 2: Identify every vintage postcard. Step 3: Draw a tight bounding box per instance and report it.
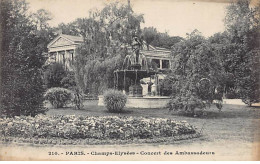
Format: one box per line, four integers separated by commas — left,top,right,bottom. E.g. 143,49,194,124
0,0,259,161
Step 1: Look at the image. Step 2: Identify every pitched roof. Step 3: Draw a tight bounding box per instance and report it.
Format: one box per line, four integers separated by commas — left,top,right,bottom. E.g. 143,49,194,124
47,34,84,48
154,47,171,52
61,34,84,42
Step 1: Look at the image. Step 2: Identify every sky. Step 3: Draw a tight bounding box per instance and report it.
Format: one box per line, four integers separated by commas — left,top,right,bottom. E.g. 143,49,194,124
27,0,232,38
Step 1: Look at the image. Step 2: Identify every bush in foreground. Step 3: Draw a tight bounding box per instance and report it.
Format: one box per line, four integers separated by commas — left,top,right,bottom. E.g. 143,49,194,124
0,115,197,142
44,87,73,108
103,89,127,113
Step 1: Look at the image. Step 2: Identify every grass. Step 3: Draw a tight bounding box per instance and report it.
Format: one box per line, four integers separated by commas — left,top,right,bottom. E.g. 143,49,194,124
46,100,260,143
1,101,259,160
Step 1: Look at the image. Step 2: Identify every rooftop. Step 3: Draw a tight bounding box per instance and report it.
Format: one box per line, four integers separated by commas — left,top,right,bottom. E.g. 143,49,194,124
61,34,84,42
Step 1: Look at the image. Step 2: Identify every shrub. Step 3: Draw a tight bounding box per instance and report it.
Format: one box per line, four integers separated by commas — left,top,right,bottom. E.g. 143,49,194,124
43,63,67,88
167,96,223,117
158,77,172,96
61,71,76,89
44,87,73,108
225,89,240,99
167,96,207,116
103,89,127,113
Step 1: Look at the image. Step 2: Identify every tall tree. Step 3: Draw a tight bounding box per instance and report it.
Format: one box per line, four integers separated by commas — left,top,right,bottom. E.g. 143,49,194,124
73,2,143,94
142,27,157,50
31,9,55,53
223,0,260,105
97,2,144,45
0,0,48,116
149,31,183,49
55,22,80,36
32,9,52,31
168,30,224,115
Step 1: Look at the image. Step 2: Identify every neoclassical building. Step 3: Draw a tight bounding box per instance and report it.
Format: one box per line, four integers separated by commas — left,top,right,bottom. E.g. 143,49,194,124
47,34,83,68
47,34,172,70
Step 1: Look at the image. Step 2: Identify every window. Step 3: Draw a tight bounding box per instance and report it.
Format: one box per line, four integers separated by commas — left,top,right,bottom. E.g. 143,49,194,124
152,59,160,68
162,60,170,69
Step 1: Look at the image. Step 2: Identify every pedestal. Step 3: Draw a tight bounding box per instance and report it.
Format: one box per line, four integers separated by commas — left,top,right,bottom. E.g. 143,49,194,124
129,84,143,97
141,84,148,96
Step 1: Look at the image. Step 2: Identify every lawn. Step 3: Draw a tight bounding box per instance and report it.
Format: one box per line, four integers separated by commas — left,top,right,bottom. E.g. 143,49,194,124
1,100,260,160
46,100,260,143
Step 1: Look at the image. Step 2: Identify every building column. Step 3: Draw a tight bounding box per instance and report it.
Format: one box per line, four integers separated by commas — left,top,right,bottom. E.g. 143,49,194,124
73,49,75,62
56,51,58,62
63,50,66,65
64,50,67,69
160,59,163,69
59,52,62,63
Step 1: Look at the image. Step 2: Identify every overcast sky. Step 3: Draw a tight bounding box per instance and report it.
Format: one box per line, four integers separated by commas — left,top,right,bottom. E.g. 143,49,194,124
27,0,232,38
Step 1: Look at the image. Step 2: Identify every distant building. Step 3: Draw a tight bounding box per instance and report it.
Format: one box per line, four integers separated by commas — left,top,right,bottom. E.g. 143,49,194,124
47,34,172,70
47,34,83,68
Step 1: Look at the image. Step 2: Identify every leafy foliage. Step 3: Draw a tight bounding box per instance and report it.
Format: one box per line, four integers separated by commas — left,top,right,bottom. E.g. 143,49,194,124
152,33,183,49
60,71,77,89
74,54,125,95
44,87,73,108
103,89,127,113
142,27,183,49
142,27,157,49
43,63,67,88
158,77,173,96
32,9,53,32
71,87,84,110
239,50,260,105
69,2,143,95
98,2,144,45
0,0,50,117
168,30,224,115
31,8,55,50
221,0,260,105
0,115,197,141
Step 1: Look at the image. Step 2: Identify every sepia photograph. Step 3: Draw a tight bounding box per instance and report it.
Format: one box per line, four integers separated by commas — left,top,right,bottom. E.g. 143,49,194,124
0,0,259,161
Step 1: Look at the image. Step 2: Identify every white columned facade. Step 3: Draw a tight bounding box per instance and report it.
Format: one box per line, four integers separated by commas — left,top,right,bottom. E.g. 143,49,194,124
47,34,83,67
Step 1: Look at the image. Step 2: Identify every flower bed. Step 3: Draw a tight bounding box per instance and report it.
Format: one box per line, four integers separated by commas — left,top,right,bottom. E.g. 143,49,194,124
0,115,199,145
